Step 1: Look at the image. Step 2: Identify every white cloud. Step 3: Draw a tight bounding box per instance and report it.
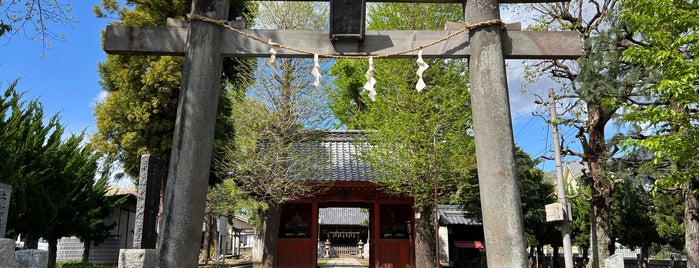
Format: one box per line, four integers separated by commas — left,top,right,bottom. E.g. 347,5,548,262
92,90,109,107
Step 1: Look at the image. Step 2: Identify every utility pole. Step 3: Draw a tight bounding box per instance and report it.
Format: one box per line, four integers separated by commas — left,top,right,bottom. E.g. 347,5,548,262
434,124,442,268
548,88,574,268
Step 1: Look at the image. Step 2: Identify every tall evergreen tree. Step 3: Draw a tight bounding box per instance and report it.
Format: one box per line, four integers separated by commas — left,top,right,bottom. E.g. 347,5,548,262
0,82,121,268
0,81,62,249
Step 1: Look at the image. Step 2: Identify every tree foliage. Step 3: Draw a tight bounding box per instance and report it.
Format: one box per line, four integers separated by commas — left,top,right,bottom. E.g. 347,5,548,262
0,82,121,268
620,0,699,265
608,165,660,263
92,0,253,186
620,0,699,190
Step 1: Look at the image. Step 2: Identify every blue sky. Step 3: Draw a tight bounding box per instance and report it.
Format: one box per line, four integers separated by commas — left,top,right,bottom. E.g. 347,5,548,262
0,1,574,174
0,1,108,135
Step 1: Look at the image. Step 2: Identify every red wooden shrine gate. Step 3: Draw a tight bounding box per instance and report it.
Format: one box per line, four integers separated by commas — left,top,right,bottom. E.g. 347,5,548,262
278,182,415,268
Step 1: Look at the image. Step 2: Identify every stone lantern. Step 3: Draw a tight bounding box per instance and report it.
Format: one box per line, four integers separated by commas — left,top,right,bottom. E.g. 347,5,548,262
357,239,364,259
324,239,331,258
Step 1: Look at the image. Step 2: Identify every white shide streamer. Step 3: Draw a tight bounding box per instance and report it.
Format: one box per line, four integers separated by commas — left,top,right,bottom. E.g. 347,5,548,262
415,50,429,92
267,46,277,70
311,53,321,88
363,56,377,102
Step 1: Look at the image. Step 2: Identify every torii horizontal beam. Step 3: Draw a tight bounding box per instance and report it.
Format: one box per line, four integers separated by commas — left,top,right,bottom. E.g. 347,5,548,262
104,25,581,59
257,0,565,3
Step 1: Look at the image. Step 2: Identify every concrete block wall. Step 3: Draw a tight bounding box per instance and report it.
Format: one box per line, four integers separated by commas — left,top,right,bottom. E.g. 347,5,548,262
57,236,122,264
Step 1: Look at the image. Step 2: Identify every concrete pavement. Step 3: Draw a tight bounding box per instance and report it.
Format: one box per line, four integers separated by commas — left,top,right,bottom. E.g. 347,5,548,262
319,257,364,268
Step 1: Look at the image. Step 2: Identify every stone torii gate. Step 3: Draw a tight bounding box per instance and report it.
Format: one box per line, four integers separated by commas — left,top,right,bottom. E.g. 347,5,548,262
103,0,580,267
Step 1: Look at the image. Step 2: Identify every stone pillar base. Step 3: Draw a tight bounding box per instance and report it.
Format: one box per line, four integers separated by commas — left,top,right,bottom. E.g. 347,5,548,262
119,248,158,268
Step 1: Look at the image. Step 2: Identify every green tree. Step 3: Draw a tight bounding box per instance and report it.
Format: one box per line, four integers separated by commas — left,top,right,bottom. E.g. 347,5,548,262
651,191,684,251
569,191,591,264
93,0,253,184
0,81,62,248
620,0,699,265
330,4,474,267
608,167,660,267
41,134,117,268
0,82,121,268
200,178,253,263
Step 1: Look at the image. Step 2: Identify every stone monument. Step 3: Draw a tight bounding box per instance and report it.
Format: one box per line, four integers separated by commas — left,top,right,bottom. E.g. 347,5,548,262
0,183,11,238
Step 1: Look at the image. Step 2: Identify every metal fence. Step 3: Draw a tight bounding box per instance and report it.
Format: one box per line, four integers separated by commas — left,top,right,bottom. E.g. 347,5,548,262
333,244,358,256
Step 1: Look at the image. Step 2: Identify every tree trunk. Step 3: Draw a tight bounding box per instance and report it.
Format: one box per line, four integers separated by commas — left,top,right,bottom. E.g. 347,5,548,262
212,217,219,259
48,238,57,268
685,177,699,268
537,245,545,268
582,95,615,268
589,207,611,268
82,240,91,262
640,245,649,268
553,245,560,268
199,214,212,264
261,203,282,268
414,205,435,268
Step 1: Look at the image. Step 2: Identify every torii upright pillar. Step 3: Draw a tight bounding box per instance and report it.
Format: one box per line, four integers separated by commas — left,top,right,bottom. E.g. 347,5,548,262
156,0,229,267
465,0,527,267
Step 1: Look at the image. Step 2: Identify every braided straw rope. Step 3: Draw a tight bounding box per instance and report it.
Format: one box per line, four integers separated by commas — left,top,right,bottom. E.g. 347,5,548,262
187,14,505,59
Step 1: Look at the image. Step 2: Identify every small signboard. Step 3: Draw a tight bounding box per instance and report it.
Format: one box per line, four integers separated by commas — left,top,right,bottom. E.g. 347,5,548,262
329,0,366,41
0,183,11,238
545,202,572,222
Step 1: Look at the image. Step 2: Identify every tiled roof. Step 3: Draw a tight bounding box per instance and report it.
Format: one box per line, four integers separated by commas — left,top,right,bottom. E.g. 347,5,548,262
319,207,369,225
438,205,481,226
313,130,376,182
564,161,587,179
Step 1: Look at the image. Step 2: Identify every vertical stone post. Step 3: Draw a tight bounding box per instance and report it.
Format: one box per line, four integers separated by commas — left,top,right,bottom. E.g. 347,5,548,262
0,183,11,238
464,0,527,267
133,154,162,249
156,0,230,266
